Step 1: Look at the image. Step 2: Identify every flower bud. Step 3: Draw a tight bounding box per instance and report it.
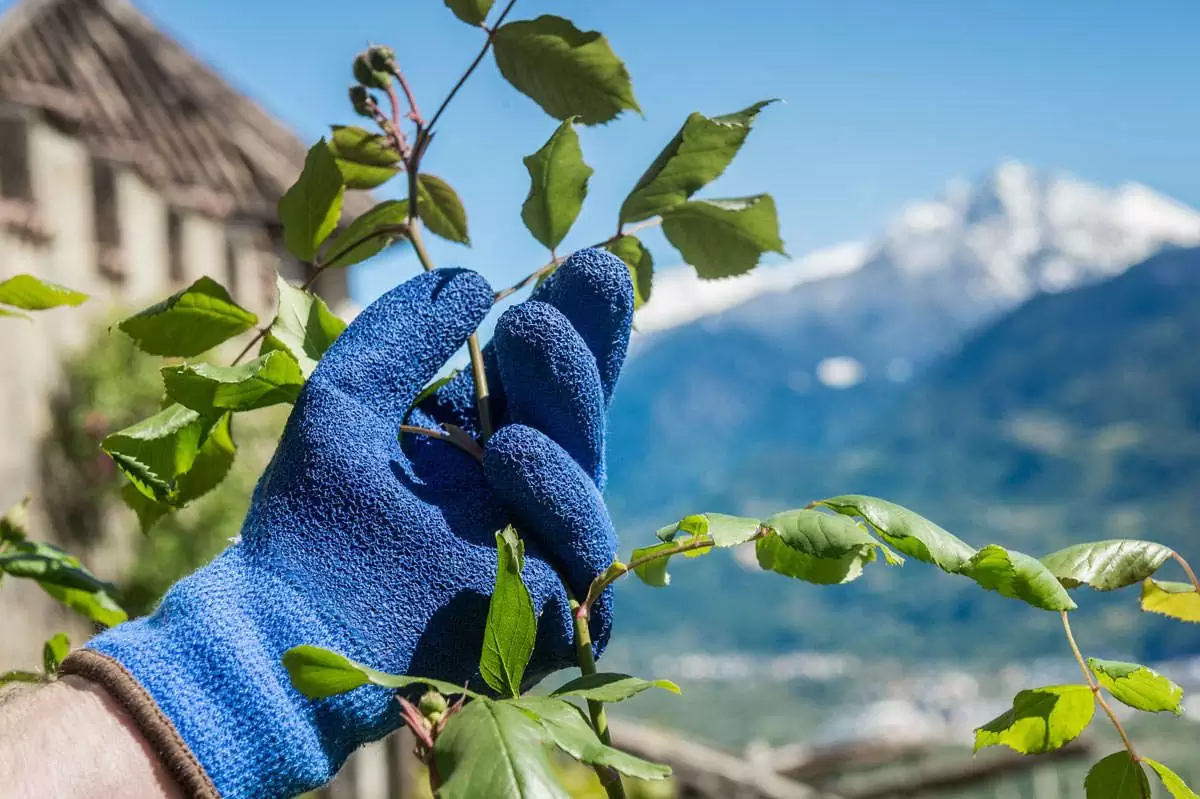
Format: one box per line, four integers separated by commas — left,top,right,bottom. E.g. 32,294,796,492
418,690,448,719
353,53,391,91
367,45,398,75
348,85,375,118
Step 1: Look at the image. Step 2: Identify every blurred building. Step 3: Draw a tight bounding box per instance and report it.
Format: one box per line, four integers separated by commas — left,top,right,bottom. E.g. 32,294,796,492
0,0,367,668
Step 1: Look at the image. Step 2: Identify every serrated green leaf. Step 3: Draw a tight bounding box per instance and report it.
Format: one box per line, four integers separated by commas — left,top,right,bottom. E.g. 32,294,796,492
327,125,402,189
631,542,677,587
282,645,480,700
607,235,653,308
1145,759,1200,799
416,173,470,245
443,0,493,25
755,531,874,585
117,277,257,357
480,527,537,698
1088,658,1183,715
765,509,880,558
492,15,640,126
0,496,29,542
1141,578,1200,622
514,697,671,781
171,412,237,506
967,545,1078,612
0,274,87,310
121,483,172,534
0,670,43,685
816,495,975,574
662,195,785,279
42,632,69,675
551,672,679,702
1041,540,1174,591
163,352,304,413
1086,752,1150,799
434,698,569,799
974,685,1095,755
0,543,112,593
101,404,211,504
620,100,776,224
260,275,347,378
705,513,762,548
279,140,345,261
521,118,592,251
40,579,126,628
322,200,409,269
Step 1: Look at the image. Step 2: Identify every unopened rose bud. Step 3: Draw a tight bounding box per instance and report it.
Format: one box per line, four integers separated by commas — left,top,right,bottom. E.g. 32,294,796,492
367,45,398,75
418,690,448,719
353,53,391,91
348,85,375,118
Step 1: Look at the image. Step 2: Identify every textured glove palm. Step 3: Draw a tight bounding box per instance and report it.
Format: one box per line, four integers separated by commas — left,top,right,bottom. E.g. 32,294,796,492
81,249,633,798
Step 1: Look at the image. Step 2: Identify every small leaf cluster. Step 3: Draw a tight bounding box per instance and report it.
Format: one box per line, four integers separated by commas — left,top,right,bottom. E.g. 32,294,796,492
0,497,126,629
284,526,676,795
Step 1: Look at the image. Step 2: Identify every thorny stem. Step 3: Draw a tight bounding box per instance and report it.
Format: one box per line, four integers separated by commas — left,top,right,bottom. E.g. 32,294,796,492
1171,551,1200,593
1061,612,1141,765
424,0,519,138
493,218,665,302
570,598,626,799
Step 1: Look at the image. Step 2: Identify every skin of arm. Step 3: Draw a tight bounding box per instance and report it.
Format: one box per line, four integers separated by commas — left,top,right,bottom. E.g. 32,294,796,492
0,678,180,799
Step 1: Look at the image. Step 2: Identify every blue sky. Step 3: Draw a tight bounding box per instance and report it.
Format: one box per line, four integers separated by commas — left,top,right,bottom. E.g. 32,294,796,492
15,0,1200,306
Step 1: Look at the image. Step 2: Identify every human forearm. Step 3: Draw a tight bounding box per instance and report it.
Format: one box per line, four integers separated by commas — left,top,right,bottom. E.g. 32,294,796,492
0,677,180,799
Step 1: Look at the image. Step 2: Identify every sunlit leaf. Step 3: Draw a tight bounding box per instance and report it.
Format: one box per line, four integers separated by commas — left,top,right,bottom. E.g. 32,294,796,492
755,531,874,585
279,139,346,261
480,527,537,698
444,0,494,26
416,174,470,245
42,632,69,675
163,351,304,413
328,126,401,189
0,274,87,310
117,277,257,357
1088,658,1182,715
322,200,409,268
974,685,1095,755
1141,578,1200,622
1041,540,1173,591
1145,759,1200,799
967,545,1078,612
661,195,785,279
260,275,347,377
515,697,672,780
816,495,975,574
282,645,479,700
492,15,640,126
551,672,679,702
521,118,592,251
606,235,653,308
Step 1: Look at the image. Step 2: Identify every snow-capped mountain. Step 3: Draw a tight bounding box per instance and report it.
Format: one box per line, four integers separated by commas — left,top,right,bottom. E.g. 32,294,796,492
606,163,1200,528
637,162,1200,384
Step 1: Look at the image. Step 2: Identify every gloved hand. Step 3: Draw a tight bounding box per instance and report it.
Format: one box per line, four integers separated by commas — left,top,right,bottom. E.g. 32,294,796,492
61,249,634,799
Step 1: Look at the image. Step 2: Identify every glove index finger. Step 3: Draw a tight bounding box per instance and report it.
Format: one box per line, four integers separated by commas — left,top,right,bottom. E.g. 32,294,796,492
313,268,492,422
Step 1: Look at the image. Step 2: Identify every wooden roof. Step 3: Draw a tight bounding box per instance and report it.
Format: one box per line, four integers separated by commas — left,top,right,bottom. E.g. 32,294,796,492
0,0,374,220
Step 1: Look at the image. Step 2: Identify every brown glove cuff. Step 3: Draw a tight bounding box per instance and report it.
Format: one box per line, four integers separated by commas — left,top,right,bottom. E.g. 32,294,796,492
61,650,220,799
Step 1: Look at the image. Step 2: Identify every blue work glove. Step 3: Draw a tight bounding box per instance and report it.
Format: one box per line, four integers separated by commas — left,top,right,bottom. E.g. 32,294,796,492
61,249,634,799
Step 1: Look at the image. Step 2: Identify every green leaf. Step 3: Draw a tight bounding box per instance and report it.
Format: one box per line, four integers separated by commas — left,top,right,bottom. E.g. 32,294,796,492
323,200,409,269
0,670,43,685
163,352,304,413
444,0,493,25
607,235,654,309
631,542,677,587
434,698,570,799
619,101,777,224
755,531,875,585
816,495,975,574
1040,540,1174,591
967,545,1078,612
42,632,69,675
416,174,470,245
492,15,640,126
101,404,210,504
0,496,29,542
1086,752,1150,799
121,483,172,533
171,412,237,506
661,195,785,279
654,513,760,548
764,509,880,558
117,277,257,357
328,126,401,189
260,275,347,377
407,370,459,419
551,672,679,702
1141,578,1200,622
520,118,592,252
282,645,480,700
480,527,537,698
279,139,345,261
0,548,112,593
0,274,87,310
514,697,671,780
0,307,30,320
1088,658,1183,715
41,582,126,628
973,685,1095,755
1145,759,1200,799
